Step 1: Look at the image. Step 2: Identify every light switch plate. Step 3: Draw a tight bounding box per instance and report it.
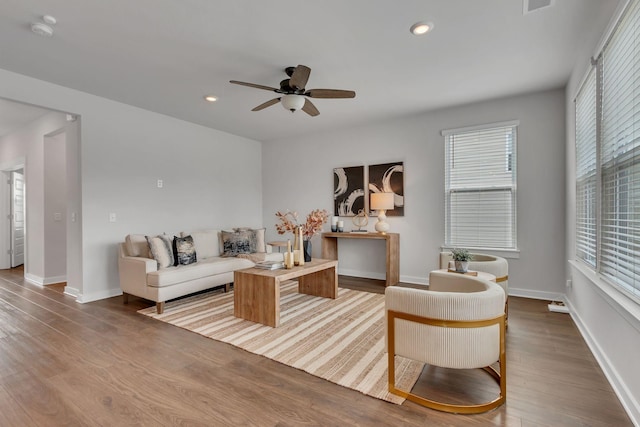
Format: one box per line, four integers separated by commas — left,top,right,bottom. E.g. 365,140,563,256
109,213,117,222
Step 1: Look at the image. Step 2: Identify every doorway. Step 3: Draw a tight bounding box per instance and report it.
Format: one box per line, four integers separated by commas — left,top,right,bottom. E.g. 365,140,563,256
10,169,24,267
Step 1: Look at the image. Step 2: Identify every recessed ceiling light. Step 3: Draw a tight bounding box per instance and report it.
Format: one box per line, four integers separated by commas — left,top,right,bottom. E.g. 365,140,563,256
204,95,218,102
410,21,434,36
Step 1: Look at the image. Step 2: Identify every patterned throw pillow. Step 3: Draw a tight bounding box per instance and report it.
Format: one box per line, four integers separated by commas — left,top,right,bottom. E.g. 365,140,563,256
146,234,175,269
232,227,266,253
221,229,256,257
173,235,197,265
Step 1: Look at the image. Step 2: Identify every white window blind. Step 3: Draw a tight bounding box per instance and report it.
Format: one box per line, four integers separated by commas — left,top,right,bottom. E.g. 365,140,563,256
444,122,517,250
600,0,640,297
575,67,597,266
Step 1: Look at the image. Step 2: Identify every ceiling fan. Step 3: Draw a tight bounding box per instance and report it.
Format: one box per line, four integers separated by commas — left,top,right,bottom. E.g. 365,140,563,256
230,65,356,117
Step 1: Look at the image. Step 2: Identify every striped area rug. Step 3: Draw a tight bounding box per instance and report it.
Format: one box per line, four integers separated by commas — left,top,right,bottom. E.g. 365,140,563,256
138,282,424,404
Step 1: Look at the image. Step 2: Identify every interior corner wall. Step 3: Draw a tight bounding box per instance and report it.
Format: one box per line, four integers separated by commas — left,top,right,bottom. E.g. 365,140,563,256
563,0,640,423
0,111,68,282
262,88,567,299
0,68,263,303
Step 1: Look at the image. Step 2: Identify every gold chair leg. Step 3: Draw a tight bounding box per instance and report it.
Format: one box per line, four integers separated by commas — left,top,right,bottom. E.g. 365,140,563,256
387,311,506,414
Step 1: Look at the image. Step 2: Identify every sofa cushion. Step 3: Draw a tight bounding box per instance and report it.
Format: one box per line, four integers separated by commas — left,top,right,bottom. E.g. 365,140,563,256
146,234,175,269
174,235,197,265
147,256,254,287
126,234,151,258
182,230,220,259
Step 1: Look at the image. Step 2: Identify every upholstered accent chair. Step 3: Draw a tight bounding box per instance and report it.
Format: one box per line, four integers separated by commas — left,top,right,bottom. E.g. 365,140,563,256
385,271,506,414
440,251,509,321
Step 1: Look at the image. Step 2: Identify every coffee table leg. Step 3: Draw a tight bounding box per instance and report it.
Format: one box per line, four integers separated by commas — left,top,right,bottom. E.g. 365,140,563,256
234,271,280,327
298,266,338,299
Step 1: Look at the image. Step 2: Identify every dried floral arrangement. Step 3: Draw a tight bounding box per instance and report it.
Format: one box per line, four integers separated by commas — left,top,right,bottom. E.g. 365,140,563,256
275,209,329,240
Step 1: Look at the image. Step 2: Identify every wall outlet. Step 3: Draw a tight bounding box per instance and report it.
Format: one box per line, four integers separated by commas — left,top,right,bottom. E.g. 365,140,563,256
109,213,117,222
54,212,62,221
157,179,163,188
71,212,77,222
566,279,572,288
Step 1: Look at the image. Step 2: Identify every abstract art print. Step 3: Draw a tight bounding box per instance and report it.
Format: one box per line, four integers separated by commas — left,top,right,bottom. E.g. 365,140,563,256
368,162,404,216
334,166,365,216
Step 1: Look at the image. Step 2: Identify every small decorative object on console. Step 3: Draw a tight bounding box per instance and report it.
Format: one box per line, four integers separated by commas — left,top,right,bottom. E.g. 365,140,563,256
351,209,368,232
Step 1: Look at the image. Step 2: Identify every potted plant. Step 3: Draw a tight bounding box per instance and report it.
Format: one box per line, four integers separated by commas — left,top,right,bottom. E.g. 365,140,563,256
451,248,472,273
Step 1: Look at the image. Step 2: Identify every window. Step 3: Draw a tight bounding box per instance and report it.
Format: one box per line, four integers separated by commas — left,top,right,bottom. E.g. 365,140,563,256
443,121,518,250
574,0,640,298
575,67,597,266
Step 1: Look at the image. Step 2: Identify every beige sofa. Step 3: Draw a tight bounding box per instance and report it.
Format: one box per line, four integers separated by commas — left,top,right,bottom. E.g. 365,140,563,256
118,230,283,314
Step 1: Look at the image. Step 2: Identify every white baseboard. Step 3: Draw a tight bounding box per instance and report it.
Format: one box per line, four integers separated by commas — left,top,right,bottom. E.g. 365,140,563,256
400,274,428,286
565,298,640,426
24,273,67,286
63,286,80,299
338,268,386,281
508,286,564,302
24,273,44,287
337,268,428,286
75,287,122,304
43,275,66,285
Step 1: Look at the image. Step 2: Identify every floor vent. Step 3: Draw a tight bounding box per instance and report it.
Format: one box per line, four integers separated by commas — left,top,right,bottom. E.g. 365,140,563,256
523,0,554,15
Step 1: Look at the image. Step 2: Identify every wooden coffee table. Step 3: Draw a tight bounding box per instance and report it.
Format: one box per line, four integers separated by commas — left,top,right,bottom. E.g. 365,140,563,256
233,258,338,327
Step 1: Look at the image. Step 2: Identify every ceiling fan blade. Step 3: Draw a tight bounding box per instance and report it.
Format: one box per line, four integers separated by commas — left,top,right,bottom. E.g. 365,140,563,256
289,65,311,90
252,98,281,111
230,80,278,92
302,98,320,117
306,89,356,99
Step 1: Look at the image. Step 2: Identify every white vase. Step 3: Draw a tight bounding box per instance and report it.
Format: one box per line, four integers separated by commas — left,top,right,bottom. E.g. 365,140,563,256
454,260,469,273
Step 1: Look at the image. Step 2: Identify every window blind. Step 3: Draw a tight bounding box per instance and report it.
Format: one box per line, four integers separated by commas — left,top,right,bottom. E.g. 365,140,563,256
600,0,640,297
444,123,517,249
575,67,597,266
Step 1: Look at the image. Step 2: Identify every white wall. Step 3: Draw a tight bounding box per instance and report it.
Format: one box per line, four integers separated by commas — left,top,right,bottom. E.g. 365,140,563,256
0,68,263,302
44,131,67,281
0,111,68,283
564,1,640,424
262,89,567,299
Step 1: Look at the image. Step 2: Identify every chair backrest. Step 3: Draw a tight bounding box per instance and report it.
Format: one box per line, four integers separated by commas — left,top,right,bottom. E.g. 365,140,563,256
439,251,508,293
386,273,505,369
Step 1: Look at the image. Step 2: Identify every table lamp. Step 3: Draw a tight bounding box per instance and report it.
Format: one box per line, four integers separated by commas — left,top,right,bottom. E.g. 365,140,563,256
370,192,394,234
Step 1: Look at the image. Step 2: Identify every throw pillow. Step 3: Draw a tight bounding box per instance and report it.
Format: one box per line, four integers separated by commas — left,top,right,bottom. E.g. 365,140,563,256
233,227,266,253
173,235,197,265
184,230,220,259
125,234,151,258
221,229,255,257
146,234,175,269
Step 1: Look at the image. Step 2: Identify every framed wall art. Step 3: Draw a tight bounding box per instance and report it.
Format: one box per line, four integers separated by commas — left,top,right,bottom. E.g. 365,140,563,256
368,162,404,216
333,166,365,216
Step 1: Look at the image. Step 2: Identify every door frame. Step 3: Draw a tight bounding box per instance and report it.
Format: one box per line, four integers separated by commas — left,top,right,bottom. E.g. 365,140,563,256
0,158,26,271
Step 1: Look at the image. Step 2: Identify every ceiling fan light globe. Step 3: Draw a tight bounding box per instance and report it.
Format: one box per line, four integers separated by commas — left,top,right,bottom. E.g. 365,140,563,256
281,94,305,112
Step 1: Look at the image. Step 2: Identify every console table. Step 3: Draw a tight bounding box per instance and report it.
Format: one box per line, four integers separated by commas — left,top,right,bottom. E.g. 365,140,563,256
321,232,399,287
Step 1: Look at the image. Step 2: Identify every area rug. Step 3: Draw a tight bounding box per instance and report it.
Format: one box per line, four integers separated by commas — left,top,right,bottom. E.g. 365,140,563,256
138,282,424,404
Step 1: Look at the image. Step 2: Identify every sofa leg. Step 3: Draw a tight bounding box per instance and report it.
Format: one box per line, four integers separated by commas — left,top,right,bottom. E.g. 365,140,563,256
156,302,165,314
123,292,129,304
225,283,230,293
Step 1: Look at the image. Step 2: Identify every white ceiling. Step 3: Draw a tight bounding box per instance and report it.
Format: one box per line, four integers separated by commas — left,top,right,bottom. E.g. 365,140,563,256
0,0,619,142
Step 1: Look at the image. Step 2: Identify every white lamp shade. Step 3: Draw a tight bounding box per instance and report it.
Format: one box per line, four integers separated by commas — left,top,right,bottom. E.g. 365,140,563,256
281,95,305,112
371,192,394,210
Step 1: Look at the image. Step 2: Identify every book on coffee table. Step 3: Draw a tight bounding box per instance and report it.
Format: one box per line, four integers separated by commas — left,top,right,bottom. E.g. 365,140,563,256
255,261,284,270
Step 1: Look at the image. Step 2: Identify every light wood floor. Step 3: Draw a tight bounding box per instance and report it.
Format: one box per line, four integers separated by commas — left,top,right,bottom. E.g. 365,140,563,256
0,269,632,426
